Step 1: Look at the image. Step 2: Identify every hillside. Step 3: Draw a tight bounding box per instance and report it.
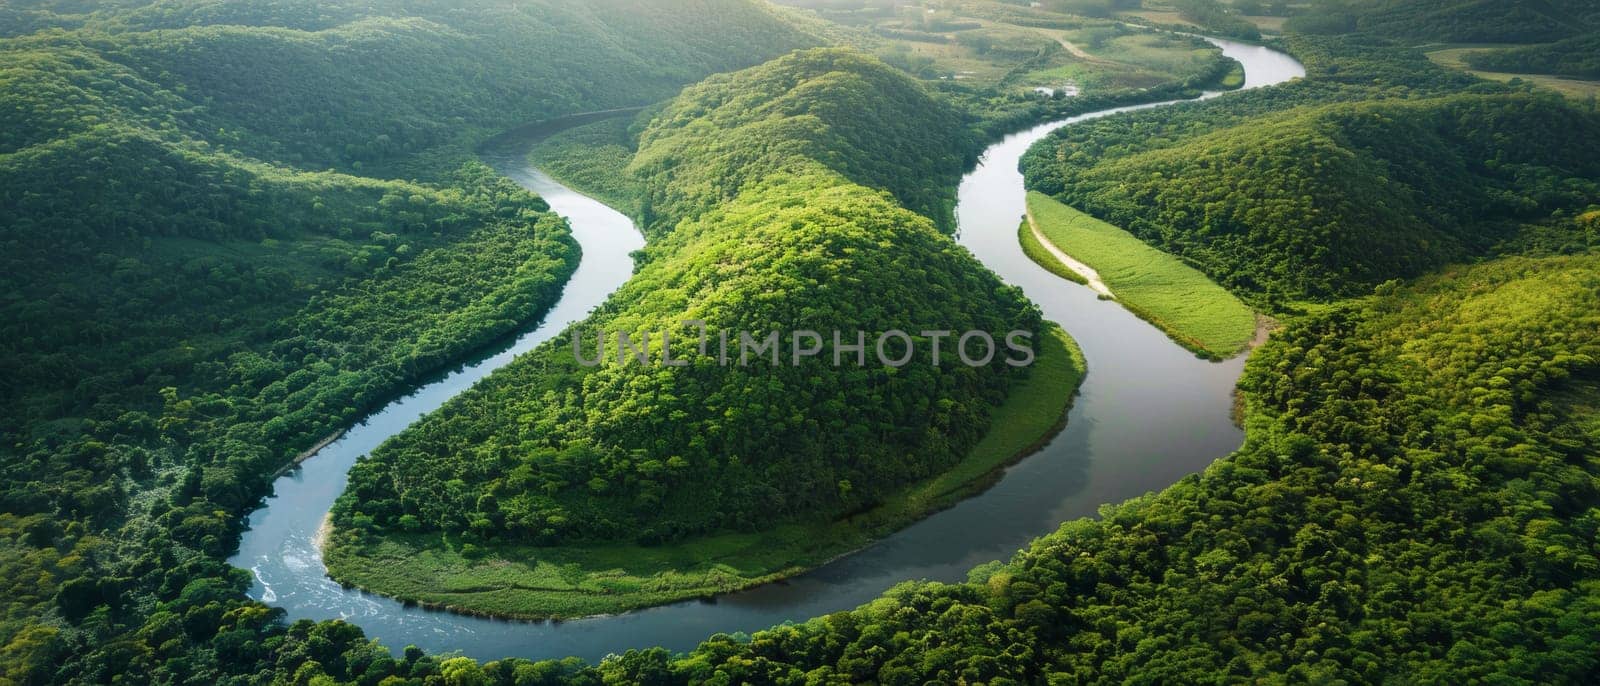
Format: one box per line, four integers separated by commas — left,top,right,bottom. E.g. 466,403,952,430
331,49,1048,560
630,49,978,233
1023,88,1600,300
0,1,820,682
1463,32,1600,79
565,251,1600,684
8,1,1600,683
1286,0,1598,43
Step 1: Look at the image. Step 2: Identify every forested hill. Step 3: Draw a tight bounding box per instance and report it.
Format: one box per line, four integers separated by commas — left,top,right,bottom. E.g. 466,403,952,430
1025,90,1600,300
1464,32,1600,79
1286,0,1599,43
2,0,820,436
1021,36,1600,301
578,247,1600,686
332,48,1043,550
5,0,819,174
0,2,821,682
629,49,977,234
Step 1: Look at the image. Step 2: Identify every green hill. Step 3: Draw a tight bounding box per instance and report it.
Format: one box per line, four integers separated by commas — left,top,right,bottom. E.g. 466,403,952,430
629,49,978,234
324,51,1072,619
1023,91,1600,299
0,1,819,681
334,49,1046,556
569,251,1600,685
1463,32,1600,79
1286,0,1597,43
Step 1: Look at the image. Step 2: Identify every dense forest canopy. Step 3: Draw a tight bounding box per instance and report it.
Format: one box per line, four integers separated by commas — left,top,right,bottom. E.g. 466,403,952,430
574,252,1600,685
1285,0,1599,43
1024,88,1600,299
1463,32,1600,80
629,49,978,234
4,0,1600,683
0,1,824,682
1021,32,1600,301
332,49,1044,549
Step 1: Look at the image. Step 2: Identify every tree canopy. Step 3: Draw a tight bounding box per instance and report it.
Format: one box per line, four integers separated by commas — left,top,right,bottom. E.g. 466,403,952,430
1022,37,1600,300
333,48,1044,551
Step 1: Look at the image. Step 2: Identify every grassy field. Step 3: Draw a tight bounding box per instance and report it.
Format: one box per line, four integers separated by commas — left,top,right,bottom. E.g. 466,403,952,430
1117,9,1203,30
526,114,645,216
324,325,1086,619
1026,192,1256,359
844,10,1233,95
1019,220,1089,286
1020,27,1231,92
1219,61,1246,89
1426,46,1600,99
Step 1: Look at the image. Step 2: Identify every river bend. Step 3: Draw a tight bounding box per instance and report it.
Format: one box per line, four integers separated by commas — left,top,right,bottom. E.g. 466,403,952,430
230,37,1305,661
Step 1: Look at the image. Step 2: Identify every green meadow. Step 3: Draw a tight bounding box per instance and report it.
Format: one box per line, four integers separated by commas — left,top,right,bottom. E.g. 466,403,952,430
1025,191,1256,358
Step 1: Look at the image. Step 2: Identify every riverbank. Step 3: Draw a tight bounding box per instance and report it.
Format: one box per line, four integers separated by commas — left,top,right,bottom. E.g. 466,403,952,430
1022,191,1256,359
238,36,1299,661
321,325,1086,620
526,114,646,217
1021,214,1112,298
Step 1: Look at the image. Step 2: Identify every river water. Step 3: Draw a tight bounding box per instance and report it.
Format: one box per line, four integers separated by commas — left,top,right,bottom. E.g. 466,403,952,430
230,37,1304,662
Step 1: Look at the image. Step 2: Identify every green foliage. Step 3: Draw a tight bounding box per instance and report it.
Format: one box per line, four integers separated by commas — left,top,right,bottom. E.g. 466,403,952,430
334,49,1043,555
325,326,1084,619
0,1,822,683
1464,33,1600,80
1170,0,1263,40
1286,0,1597,43
9,1,1600,683
1018,220,1090,286
514,252,1600,684
527,113,649,219
76,0,818,174
629,49,978,234
1026,192,1257,358
1024,70,1600,299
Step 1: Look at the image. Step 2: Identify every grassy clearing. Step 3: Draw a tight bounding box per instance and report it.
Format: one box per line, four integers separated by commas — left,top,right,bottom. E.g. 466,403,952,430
857,11,1230,95
1219,61,1245,89
1426,46,1600,99
1026,192,1255,359
526,114,645,216
1020,219,1089,286
324,326,1086,619
1240,15,1287,33
1021,28,1229,92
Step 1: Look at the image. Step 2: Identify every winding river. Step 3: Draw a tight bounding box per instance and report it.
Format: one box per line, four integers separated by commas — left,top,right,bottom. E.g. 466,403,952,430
230,37,1304,662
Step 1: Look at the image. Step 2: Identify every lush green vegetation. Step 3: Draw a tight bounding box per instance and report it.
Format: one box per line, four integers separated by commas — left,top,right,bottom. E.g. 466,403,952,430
1285,0,1598,43
1426,45,1600,100
1023,53,1600,300
325,326,1084,619
1018,220,1091,286
776,0,1241,101
549,250,1600,685
1027,192,1257,358
0,1,823,682
329,50,1053,599
8,0,1600,683
1169,0,1263,40
1463,33,1600,80
627,49,978,234
232,250,1600,685
526,114,648,219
